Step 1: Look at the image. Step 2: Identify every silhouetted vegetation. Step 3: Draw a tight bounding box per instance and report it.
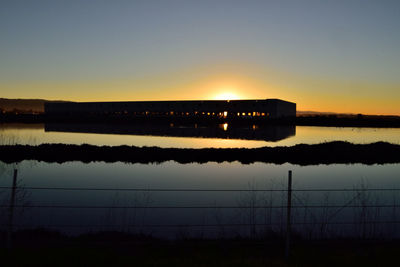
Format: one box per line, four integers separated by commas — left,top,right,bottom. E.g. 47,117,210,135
0,141,399,165
1,228,400,266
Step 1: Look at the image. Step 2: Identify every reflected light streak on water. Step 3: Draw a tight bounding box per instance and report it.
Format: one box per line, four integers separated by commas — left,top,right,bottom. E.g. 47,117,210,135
0,123,399,148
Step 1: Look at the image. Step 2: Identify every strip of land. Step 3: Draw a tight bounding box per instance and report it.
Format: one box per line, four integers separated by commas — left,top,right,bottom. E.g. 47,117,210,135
0,141,399,165
2,114,400,127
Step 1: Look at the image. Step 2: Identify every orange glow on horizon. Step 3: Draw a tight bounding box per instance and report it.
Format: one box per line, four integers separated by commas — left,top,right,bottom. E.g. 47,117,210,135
213,91,241,100
1,73,399,116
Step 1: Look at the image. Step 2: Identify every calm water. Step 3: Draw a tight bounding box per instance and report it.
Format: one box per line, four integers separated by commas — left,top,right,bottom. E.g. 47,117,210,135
1,123,399,239
1,123,399,148
1,160,399,239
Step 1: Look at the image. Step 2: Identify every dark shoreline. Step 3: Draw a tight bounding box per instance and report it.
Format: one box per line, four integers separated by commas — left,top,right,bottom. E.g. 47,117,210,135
1,114,400,128
1,141,399,165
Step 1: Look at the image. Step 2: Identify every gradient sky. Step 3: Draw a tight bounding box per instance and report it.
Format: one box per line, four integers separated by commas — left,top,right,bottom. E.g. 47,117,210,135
1,0,399,114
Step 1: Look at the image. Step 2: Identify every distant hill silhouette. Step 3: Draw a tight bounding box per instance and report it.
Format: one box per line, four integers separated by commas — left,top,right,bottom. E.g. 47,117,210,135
296,110,350,116
0,98,68,113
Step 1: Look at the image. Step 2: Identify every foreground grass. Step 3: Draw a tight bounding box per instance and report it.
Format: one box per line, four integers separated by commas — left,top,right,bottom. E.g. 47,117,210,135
1,240,400,266
1,230,400,266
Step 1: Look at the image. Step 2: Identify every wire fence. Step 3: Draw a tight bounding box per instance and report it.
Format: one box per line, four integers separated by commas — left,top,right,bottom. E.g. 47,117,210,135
1,170,400,242
2,186,400,192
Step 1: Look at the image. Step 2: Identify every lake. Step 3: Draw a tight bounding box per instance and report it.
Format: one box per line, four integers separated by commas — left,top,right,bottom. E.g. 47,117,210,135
1,123,399,148
0,123,399,239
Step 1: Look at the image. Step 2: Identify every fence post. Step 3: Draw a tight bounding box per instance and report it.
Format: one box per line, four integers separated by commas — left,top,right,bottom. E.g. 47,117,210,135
7,169,18,249
285,170,292,260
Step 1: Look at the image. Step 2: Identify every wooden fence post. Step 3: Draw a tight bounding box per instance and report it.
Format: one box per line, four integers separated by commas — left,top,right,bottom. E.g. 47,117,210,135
7,169,18,249
285,170,292,260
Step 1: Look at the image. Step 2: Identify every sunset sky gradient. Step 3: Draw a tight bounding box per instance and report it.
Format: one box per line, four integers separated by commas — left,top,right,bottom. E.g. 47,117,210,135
1,0,399,114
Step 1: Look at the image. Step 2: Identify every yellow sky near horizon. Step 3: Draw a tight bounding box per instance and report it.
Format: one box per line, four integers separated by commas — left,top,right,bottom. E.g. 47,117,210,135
2,70,399,115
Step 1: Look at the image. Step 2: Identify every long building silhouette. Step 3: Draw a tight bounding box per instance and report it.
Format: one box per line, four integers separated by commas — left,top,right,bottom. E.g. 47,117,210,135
45,99,296,119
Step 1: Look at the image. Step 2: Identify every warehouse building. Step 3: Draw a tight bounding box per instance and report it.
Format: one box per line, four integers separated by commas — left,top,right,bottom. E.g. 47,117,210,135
45,99,296,119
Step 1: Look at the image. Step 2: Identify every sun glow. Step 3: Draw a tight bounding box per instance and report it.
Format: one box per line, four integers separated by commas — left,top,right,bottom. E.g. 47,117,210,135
213,92,241,100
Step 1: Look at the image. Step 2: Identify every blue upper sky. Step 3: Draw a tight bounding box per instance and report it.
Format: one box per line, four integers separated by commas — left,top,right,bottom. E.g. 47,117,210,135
1,0,399,114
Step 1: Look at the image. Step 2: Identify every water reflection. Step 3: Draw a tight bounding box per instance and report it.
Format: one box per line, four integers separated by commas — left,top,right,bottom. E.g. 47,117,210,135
1,123,400,148
0,161,399,239
44,122,295,142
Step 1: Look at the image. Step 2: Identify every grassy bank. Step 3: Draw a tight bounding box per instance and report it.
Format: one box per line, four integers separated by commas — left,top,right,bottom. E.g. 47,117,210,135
0,141,399,165
2,113,400,127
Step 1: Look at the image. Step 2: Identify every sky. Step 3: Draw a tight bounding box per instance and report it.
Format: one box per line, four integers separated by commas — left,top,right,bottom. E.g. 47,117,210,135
1,0,399,115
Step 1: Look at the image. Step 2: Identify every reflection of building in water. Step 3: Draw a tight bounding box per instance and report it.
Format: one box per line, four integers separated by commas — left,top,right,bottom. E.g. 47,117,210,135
45,123,296,142
45,99,296,119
